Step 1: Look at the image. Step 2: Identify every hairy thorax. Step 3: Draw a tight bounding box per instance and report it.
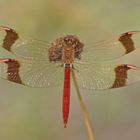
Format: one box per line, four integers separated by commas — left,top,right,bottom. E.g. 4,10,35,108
48,35,84,64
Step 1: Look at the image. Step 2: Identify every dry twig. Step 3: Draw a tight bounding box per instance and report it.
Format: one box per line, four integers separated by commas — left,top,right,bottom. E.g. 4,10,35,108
72,69,95,140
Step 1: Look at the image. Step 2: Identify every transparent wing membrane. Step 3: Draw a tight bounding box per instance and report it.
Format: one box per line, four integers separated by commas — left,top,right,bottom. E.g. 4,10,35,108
74,62,140,90
82,31,140,62
20,61,63,87
12,39,50,61
0,59,63,88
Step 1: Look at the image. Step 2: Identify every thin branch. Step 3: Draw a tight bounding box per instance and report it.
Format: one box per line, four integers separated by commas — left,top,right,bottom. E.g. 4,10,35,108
72,69,95,140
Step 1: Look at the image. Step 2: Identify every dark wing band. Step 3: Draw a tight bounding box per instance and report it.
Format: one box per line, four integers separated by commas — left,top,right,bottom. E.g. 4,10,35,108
111,64,137,88
3,59,22,84
119,31,139,54
0,26,19,51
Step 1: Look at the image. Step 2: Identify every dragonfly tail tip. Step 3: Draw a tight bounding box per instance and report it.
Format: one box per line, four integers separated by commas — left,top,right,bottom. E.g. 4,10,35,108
64,123,67,128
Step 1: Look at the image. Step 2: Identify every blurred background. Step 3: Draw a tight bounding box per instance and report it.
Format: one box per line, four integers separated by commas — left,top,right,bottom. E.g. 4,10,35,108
0,0,140,140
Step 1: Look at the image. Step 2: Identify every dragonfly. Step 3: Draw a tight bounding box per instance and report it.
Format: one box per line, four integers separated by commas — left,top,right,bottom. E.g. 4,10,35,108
0,26,140,128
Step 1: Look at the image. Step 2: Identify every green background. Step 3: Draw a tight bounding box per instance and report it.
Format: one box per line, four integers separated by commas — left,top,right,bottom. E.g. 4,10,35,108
0,0,140,140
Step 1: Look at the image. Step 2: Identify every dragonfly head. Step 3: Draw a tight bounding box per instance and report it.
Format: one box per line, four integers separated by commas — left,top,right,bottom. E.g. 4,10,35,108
63,35,83,49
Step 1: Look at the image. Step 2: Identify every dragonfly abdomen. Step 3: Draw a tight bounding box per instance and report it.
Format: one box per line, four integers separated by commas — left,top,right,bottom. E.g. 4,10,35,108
63,65,71,128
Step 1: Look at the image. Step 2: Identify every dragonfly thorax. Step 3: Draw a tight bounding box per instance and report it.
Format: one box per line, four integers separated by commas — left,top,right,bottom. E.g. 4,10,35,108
48,35,84,64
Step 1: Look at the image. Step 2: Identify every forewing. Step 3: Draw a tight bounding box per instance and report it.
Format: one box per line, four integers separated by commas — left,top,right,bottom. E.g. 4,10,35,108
0,59,63,88
82,31,140,62
0,26,50,61
74,62,140,90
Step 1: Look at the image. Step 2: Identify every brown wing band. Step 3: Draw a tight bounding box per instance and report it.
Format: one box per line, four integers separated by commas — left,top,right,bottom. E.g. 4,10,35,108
0,26,19,51
111,64,130,88
4,59,22,84
119,31,138,54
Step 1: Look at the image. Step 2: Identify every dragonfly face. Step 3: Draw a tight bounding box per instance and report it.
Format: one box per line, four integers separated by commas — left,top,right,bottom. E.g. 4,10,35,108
0,26,140,127
48,35,84,64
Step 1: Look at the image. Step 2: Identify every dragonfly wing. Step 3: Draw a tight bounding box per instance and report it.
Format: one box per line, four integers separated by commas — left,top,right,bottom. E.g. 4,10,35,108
0,26,50,61
83,31,140,62
0,58,63,88
74,62,140,90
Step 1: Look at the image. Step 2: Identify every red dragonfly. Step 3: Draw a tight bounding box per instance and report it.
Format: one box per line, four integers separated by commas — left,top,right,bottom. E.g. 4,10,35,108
0,26,140,128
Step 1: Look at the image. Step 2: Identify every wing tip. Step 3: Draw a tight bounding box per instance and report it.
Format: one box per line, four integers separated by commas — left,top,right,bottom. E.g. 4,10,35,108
0,58,11,62
127,64,140,70
122,31,140,36
64,123,67,128
117,30,140,39
115,64,140,72
0,26,12,31
127,31,140,35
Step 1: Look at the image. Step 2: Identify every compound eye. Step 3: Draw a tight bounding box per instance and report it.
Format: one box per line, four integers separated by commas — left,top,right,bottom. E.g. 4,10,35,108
65,38,72,44
68,39,73,44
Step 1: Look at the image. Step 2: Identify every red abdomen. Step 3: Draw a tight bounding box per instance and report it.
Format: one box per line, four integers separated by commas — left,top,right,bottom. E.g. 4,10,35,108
63,66,71,128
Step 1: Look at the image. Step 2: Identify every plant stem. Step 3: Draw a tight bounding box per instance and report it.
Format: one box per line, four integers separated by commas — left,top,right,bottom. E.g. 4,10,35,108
72,69,95,140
